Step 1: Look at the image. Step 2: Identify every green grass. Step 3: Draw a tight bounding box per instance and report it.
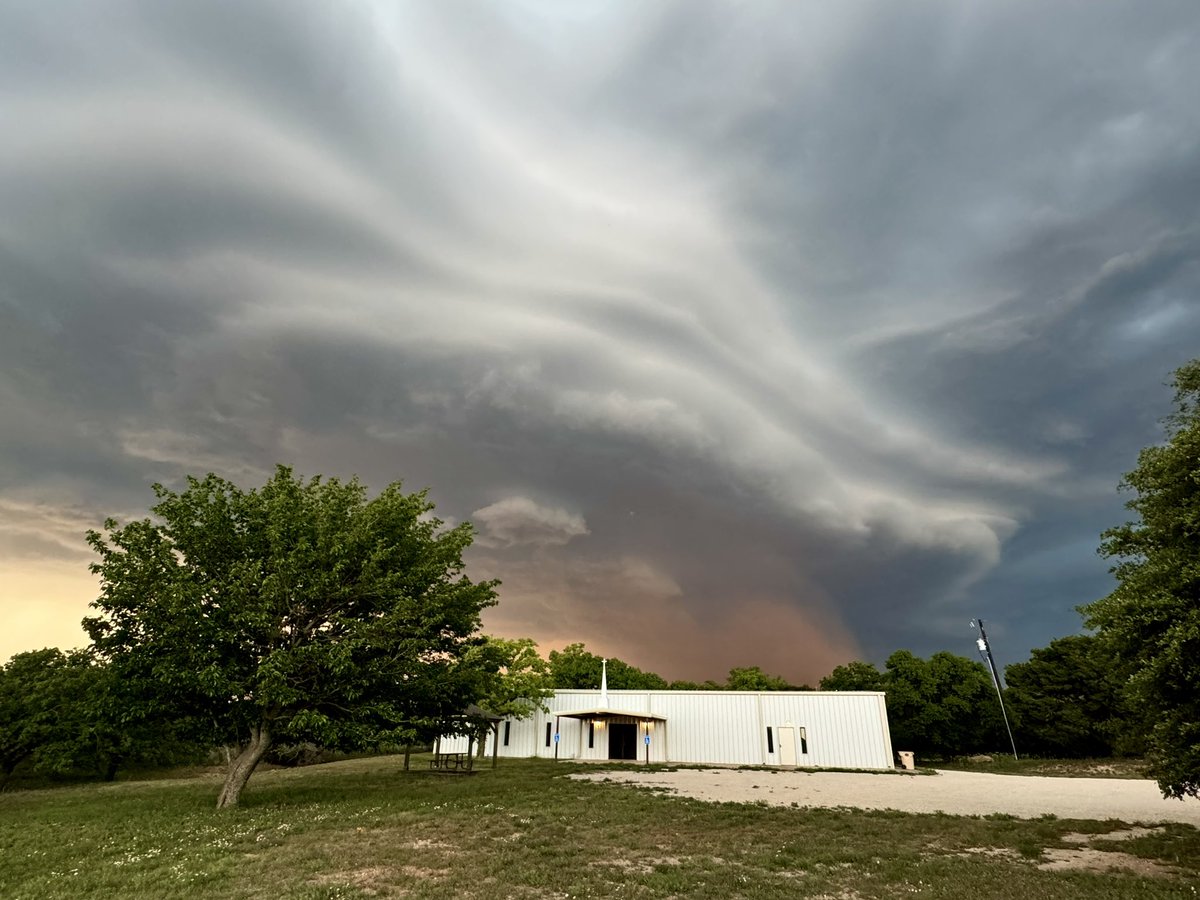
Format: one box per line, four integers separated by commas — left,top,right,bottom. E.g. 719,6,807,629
1,755,1197,899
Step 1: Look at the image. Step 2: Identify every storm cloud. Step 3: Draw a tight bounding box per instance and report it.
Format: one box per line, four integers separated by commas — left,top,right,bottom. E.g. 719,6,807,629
2,0,1198,682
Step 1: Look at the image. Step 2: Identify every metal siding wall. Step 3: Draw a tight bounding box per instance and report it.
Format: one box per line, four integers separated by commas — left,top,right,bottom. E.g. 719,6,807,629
515,715,537,757
646,692,763,764
439,690,893,769
759,692,893,769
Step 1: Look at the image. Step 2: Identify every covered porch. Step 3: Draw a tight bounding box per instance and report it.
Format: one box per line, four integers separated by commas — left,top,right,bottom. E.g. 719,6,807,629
553,707,668,764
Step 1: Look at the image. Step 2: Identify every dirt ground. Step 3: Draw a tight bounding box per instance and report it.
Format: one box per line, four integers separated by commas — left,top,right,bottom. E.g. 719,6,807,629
569,767,1200,825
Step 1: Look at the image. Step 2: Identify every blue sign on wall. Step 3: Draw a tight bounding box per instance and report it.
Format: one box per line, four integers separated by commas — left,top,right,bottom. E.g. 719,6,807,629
554,733,560,743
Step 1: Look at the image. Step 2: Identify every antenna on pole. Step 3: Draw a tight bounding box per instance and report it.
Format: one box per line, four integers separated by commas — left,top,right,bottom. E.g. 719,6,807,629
971,619,1018,761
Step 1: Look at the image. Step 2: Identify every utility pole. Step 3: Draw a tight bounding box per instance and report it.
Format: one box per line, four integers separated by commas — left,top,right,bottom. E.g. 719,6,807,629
972,619,1018,761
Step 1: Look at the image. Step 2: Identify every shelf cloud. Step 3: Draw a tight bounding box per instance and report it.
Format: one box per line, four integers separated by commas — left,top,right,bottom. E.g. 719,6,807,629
2,0,1198,681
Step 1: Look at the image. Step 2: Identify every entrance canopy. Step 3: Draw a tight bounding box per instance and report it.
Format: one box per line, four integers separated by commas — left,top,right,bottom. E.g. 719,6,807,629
463,703,502,723
555,708,667,721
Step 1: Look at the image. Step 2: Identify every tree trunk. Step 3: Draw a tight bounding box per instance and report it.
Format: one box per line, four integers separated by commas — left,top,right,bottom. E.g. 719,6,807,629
216,722,271,809
1,754,26,790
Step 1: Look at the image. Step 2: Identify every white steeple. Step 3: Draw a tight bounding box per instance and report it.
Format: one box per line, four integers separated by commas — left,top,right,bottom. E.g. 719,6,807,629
601,658,608,707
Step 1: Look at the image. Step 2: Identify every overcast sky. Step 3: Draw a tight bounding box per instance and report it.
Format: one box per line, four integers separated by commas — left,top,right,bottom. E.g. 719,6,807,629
2,0,1198,684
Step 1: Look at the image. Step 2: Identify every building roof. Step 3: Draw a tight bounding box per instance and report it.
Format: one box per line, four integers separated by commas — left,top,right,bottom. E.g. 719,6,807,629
554,707,667,721
463,703,503,721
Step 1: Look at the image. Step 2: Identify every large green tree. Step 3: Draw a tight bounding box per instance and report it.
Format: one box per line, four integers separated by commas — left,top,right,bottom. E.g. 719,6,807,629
34,651,206,782
460,636,553,755
819,653,1003,756
1083,360,1200,798
464,637,553,720
0,649,74,784
1003,634,1142,759
0,648,204,786
883,650,1004,757
818,660,886,693
85,466,498,808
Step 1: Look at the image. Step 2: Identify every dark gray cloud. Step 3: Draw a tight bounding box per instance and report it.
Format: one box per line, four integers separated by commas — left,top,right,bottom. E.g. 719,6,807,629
2,0,1198,681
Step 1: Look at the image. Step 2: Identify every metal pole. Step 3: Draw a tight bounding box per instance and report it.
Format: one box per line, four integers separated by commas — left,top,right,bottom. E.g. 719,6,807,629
974,619,1018,760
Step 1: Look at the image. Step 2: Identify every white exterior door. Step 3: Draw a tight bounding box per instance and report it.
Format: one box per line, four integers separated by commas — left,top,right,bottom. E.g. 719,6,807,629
778,726,797,767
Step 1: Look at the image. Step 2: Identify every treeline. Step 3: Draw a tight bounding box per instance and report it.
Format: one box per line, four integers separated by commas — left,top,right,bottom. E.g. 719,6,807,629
1,637,806,787
2,631,1144,788
0,635,552,789
546,643,809,692
820,635,1144,759
0,638,802,788
0,648,207,787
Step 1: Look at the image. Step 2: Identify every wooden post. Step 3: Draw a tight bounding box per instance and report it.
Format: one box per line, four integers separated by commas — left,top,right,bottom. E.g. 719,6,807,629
404,744,411,771
492,723,500,769
466,733,474,771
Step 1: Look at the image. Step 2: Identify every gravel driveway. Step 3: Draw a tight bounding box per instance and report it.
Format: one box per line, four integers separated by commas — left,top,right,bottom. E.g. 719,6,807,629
570,768,1200,826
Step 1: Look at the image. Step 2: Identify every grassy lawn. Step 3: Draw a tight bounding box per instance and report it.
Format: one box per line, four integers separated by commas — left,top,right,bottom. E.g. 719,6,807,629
2,755,1197,899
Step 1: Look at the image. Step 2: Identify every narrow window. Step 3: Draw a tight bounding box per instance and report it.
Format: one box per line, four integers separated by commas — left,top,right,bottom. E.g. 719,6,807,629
503,721,511,746
589,722,595,749
545,722,552,747
766,727,774,753
799,727,808,755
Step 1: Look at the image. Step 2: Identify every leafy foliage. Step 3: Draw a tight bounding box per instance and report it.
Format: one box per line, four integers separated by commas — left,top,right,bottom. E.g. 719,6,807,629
463,637,553,721
665,678,724,690
1003,634,1143,758
84,465,498,806
820,653,1004,756
883,651,1005,756
819,660,887,693
546,645,803,692
459,636,554,755
724,665,805,691
546,643,667,690
0,649,76,782
1,648,208,786
1083,359,1200,798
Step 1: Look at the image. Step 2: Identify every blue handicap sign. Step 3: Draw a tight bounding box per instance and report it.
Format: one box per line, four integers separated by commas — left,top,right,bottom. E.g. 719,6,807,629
554,732,560,743
644,735,651,745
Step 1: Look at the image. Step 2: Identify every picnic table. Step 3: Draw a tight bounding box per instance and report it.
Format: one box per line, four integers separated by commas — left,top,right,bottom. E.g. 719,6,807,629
429,751,471,772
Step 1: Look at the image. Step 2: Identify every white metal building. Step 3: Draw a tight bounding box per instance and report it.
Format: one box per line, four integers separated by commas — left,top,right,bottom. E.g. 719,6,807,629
441,688,895,770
